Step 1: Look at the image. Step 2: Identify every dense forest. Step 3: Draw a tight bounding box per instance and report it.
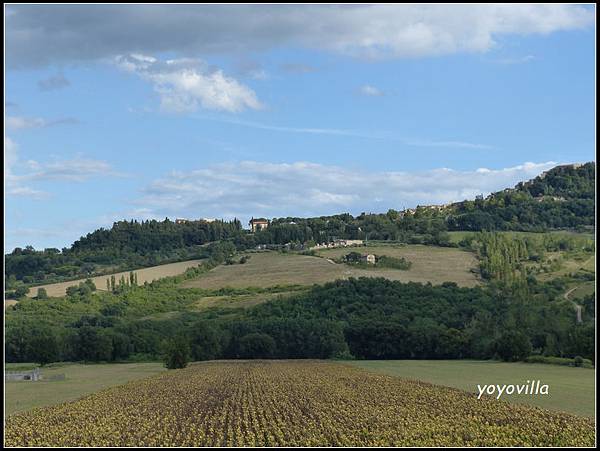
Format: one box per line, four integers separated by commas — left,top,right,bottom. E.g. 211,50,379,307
5,162,594,287
5,274,594,365
5,219,242,287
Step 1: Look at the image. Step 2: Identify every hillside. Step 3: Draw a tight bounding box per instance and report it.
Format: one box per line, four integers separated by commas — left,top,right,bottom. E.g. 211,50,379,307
5,219,241,289
4,163,595,369
181,246,479,290
447,162,595,231
4,162,594,290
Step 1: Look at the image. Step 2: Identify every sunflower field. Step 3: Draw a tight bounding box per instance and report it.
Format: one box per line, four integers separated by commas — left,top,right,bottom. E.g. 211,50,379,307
4,361,595,447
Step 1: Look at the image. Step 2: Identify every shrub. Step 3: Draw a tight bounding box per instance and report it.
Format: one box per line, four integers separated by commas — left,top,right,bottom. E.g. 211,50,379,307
495,330,532,362
525,355,593,368
162,336,191,369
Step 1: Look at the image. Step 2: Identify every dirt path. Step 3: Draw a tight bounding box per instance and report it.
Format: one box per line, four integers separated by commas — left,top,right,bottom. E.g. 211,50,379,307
564,286,578,301
564,286,583,324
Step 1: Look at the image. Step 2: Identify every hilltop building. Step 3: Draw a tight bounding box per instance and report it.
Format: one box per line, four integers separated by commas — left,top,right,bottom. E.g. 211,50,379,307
249,218,269,232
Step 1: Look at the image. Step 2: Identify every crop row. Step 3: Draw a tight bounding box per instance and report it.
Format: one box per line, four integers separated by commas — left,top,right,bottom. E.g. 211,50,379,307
5,361,595,446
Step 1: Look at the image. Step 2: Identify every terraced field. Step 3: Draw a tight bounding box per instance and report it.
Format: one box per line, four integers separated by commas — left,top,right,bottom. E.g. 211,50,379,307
181,246,479,290
5,361,594,447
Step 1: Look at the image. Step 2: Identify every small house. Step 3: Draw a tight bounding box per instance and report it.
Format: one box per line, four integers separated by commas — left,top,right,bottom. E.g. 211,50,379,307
249,218,269,232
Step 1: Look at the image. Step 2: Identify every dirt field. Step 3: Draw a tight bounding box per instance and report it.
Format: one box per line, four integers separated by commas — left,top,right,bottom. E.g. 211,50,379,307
181,246,479,290
25,260,205,298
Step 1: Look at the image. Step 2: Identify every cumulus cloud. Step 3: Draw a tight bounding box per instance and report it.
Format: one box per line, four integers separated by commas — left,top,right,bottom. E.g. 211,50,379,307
38,73,70,91
359,85,384,97
5,136,120,198
6,115,79,130
115,54,263,113
134,160,559,222
6,5,595,68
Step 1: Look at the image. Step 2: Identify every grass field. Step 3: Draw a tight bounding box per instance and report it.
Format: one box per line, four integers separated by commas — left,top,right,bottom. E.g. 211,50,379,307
191,289,304,312
5,360,594,447
346,360,595,418
532,251,595,302
566,281,596,300
182,246,479,290
5,362,166,416
24,260,205,298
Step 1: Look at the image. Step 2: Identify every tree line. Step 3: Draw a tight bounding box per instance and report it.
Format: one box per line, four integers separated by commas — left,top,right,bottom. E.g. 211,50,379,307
5,275,594,366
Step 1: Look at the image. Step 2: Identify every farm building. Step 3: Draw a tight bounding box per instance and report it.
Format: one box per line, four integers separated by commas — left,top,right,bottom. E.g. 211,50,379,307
249,218,269,232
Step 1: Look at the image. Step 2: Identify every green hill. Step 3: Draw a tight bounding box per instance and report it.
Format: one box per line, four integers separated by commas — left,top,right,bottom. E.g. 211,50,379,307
5,162,595,292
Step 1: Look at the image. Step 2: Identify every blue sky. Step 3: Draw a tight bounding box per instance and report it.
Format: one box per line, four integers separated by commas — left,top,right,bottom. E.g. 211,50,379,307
4,4,596,251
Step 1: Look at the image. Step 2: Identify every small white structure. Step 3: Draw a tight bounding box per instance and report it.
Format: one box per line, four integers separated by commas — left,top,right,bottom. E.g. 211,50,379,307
310,239,364,250
5,367,41,381
361,254,376,264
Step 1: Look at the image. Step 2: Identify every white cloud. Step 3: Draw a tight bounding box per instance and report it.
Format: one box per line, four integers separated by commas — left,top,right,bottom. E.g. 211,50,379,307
5,136,18,173
193,116,492,149
235,60,269,80
359,85,384,97
6,115,79,130
492,55,536,65
134,160,559,222
38,73,70,91
6,5,595,68
5,137,47,198
28,157,117,182
116,54,263,113
5,136,120,198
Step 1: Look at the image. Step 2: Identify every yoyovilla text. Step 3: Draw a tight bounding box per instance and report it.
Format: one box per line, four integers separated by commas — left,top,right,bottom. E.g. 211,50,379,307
477,380,549,400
